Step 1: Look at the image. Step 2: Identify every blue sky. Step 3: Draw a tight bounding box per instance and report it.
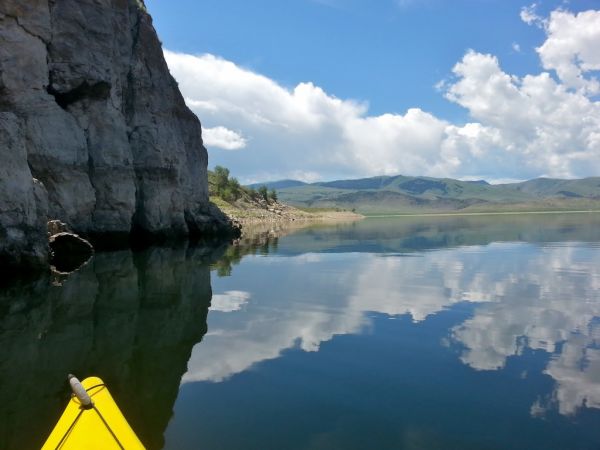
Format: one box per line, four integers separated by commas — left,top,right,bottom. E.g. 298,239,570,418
145,0,600,183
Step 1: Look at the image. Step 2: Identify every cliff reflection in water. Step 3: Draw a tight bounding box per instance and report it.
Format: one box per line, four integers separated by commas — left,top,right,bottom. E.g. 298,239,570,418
0,244,222,450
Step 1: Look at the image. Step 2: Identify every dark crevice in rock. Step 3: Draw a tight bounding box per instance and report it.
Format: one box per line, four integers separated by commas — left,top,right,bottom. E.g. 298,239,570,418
26,160,35,177
126,4,144,234
47,0,55,74
84,128,99,206
0,86,11,110
46,81,111,110
125,0,143,115
84,130,102,231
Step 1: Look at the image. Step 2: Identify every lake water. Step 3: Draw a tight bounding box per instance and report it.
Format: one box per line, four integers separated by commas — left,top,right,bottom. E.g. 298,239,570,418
2,214,600,450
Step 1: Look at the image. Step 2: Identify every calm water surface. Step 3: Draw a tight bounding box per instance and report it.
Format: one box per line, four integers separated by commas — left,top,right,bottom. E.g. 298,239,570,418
2,214,600,449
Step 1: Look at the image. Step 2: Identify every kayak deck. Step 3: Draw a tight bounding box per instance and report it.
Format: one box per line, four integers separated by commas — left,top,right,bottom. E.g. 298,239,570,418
42,376,145,450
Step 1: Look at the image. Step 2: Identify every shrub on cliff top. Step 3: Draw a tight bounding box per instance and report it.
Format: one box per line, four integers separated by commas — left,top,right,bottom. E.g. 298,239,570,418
211,165,242,202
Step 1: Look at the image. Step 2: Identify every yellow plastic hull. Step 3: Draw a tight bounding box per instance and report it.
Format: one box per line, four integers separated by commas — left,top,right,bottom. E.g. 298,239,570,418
41,376,145,450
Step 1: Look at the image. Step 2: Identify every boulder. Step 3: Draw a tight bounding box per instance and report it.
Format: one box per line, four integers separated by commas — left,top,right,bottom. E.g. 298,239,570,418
47,219,70,236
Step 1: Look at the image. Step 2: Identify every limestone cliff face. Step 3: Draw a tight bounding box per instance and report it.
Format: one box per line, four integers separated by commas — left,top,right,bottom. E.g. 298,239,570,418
0,113,48,270
0,0,228,269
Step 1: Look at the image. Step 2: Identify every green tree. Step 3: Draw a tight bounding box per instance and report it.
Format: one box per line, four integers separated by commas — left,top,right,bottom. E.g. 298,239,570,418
225,177,241,201
244,186,258,199
213,165,230,196
258,185,269,202
213,166,244,202
269,189,278,203
229,178,241,197
220,186,233,202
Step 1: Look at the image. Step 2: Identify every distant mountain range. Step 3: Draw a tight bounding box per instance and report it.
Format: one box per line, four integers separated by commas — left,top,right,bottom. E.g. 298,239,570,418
248,175,600,214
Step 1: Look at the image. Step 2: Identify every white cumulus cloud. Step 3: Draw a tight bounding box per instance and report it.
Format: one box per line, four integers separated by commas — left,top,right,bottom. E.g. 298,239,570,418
164,6,600,182
444,50,600,178
202,126,246,150
165,50,451,181
520,3,547,28
536,9,600,94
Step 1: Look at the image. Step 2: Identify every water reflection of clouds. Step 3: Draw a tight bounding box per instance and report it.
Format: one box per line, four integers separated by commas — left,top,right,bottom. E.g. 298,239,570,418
210,290,251,312
542,332,600,415
182,254,366,383
183,243,600,416
448,244,600,415
181,302,365,383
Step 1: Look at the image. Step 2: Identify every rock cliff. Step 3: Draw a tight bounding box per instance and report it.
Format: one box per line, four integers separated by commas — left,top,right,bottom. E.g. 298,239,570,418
0,0,231,271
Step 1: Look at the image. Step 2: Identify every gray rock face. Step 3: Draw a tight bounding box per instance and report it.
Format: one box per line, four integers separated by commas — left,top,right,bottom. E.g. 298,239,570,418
0,113,48,270
0,0,231,270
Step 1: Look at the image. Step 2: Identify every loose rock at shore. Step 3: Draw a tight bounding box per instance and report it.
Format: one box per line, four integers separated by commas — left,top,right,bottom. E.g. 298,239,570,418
211,196,362,228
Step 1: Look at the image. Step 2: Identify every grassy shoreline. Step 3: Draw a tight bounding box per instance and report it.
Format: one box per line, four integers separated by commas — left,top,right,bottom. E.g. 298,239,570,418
364,209,600,218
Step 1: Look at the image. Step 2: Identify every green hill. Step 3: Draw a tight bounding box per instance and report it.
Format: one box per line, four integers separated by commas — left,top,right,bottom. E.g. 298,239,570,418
256,175,600,214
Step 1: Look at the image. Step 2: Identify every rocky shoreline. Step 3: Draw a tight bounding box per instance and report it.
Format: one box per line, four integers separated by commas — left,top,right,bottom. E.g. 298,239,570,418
211,197,363,229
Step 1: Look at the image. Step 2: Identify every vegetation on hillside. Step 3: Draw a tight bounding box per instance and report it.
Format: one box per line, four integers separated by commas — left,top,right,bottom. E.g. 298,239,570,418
269,174,600,214
209,166,277,204
208,166,361,223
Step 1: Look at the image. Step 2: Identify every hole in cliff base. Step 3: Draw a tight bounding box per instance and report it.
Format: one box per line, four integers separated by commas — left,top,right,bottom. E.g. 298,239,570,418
47,81,111,110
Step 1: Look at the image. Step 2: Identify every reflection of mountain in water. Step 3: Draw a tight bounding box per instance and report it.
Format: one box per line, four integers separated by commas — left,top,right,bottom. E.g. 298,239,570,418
208,214,600,280
274,214,600,255
0,245,219,450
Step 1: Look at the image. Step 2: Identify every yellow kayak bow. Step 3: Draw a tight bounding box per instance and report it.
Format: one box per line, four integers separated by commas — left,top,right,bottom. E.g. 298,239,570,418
42,375,145,450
